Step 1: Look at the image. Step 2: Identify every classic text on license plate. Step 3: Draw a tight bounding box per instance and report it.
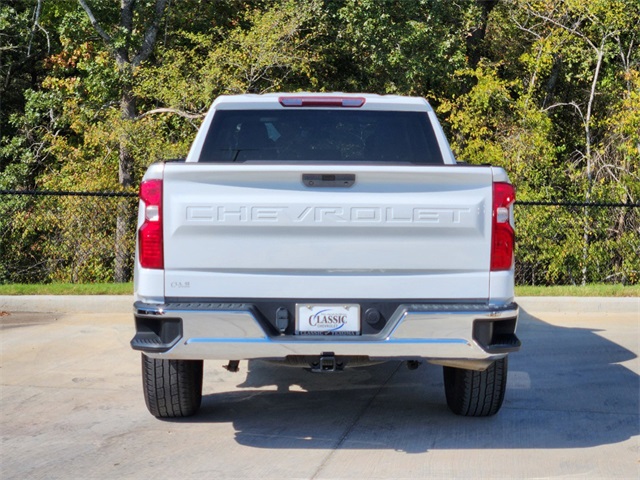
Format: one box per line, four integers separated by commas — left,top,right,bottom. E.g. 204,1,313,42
295,304,360,335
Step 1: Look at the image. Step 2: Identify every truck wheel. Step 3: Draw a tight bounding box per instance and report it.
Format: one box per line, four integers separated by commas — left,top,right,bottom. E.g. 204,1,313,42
443,357,507,417
141,354,203,418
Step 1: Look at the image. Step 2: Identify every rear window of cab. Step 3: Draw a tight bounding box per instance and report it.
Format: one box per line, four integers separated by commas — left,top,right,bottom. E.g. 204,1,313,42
198,110,444,164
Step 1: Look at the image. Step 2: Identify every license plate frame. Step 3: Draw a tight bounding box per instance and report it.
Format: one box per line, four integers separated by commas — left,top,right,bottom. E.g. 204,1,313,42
295,304,361,336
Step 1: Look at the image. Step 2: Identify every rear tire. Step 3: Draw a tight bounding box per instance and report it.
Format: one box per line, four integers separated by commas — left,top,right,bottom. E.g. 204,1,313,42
443,357,507,417
141,354,203,418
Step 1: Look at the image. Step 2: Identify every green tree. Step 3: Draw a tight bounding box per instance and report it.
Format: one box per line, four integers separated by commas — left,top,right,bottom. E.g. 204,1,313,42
511,0,640,283
0,0,56,189
77,0,169,187
135,0,323,114
317,0,468,99
77,0,171,281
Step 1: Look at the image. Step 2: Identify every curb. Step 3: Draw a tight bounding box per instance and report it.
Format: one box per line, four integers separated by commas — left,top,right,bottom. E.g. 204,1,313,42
0,295,134,314
516,296,639,314
1,295,637,315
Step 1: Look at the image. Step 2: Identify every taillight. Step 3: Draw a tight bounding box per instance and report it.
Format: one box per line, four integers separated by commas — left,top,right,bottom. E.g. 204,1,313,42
138,179,164,269
491,182,515,271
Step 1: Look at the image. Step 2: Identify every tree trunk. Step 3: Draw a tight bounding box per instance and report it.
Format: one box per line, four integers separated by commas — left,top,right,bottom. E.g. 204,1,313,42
581,48,605,286
466,0,498,69
114,85,136,283
543,54,562,108
118,86,136,188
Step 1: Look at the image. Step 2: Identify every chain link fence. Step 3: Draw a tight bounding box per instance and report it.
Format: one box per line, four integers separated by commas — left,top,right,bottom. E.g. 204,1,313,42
0,191,137,284
1,191,639,285
514,202,639,286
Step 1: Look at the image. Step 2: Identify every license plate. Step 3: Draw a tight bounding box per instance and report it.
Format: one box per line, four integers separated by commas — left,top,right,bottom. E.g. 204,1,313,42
295,304,361,336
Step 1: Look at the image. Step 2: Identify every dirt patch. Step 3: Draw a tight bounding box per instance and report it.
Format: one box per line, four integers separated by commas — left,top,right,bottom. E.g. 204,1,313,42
0,312,59,329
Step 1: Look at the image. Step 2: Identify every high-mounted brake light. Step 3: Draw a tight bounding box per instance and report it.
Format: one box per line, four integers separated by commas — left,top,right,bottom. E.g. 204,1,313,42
491,182,516,271
138,179,164,269
279,96,366,108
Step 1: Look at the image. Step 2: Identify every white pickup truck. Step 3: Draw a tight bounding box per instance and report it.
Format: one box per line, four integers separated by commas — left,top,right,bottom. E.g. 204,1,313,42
131,93,520,418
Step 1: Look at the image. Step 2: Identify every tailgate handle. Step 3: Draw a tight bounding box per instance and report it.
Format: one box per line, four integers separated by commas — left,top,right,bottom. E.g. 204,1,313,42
302,174,355,188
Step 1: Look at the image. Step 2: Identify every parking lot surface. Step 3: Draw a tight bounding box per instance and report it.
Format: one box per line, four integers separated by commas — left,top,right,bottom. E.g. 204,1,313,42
1,296,638,479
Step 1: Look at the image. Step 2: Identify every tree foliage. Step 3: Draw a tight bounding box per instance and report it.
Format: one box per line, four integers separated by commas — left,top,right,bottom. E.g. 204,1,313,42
1,0,638,284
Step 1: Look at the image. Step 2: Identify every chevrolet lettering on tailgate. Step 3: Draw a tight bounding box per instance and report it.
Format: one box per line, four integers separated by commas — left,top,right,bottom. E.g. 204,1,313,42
184,204,474,225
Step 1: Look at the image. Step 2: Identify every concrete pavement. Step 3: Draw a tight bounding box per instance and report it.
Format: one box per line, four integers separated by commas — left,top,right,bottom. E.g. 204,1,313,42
1,296,638,479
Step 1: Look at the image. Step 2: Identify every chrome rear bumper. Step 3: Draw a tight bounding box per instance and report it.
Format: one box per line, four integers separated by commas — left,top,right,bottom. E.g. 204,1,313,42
132,300,520,366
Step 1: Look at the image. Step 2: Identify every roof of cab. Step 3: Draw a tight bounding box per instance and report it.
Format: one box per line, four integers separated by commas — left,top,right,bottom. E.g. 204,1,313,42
209,92,433,112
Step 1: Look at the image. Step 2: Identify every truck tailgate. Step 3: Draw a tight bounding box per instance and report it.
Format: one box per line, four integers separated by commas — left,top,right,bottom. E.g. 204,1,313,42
162,164,493,300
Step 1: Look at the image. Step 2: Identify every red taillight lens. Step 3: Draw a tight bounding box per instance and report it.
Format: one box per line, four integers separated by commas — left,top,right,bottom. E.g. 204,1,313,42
491,182,515,271
138,179,164,269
